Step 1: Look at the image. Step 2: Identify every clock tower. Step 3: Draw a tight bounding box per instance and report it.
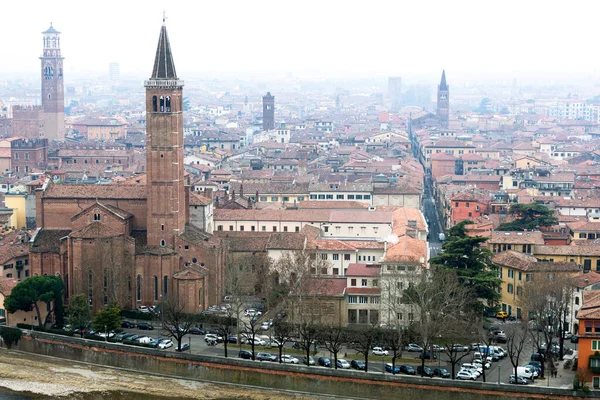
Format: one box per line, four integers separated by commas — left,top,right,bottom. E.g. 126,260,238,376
40,23,65,140
437,70,449,128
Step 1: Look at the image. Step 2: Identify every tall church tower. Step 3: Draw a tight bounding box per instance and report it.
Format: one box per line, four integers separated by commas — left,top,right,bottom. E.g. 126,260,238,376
144,21,186,248
262,92,275,131
40,23,65,140
436,70,449,128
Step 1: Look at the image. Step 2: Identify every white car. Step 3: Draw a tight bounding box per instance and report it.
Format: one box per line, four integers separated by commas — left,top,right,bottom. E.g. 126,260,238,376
158,339,173,349
473,360,491,370
138,306,150,313
461,363,482,376
260,322,270,331
372,347,389,356
97,331,115,338
136,336,152,344
205,334,223,342
248,337,266,346
456,370,477,380
280,355,299,364
244,309,262,317
269,339,281,348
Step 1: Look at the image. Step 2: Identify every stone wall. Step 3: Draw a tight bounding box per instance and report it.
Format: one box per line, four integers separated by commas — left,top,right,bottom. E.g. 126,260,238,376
14,332,595,400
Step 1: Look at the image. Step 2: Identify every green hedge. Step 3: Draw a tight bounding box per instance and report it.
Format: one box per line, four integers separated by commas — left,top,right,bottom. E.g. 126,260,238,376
0,326,22,348
120,310,154,321
16,323,74,337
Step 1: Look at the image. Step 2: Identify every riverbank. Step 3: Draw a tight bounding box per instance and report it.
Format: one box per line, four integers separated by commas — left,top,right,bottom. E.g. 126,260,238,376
0,349,319,399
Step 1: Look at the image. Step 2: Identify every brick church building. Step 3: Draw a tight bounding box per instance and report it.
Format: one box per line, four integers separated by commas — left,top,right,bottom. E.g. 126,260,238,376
29,22,225,313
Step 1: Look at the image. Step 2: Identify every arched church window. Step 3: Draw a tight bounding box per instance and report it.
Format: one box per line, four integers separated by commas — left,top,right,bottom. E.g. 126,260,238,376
166,96,171,112
88,270,93,305
136,275,142,301
152,96,157,112
160,239,166,247
48,94,51,100
52,38,56,48
163,276,168,295
154,276,158,301
65,273,69,298
160,96,164,112
93,213,101,221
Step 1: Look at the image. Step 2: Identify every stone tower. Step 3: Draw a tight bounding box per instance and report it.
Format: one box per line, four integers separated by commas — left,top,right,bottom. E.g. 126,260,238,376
40,23,65,140
388,77,402,112
262,92,275,131
144,21,186,248
436,70,449,128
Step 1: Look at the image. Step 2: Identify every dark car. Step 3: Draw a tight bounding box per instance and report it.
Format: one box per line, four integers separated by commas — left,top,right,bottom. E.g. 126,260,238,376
385,363,400,373
137,323,154,330
121,321,135,329
227,335,238,344
175,343,190,352
419,351,437,360
114,332,129,341
318,357,332,367
351,360,366,370
399,365,417,375
190,327,204,335
417,366,434,377
531,353,545,362
433,368,451,378
256,352,277,362
238,350,253,359
571,335,579,343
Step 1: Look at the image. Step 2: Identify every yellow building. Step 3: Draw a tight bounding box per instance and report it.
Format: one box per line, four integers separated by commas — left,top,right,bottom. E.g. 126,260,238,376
4,192,26,230
514,155,550,170
535,244,600,272
493,250,579,319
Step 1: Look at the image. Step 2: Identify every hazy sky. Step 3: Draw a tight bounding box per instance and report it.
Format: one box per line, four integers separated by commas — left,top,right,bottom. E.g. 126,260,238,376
3,0,600,80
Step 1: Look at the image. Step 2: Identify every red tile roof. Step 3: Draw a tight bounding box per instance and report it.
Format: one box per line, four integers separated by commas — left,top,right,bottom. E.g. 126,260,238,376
346,263,380,277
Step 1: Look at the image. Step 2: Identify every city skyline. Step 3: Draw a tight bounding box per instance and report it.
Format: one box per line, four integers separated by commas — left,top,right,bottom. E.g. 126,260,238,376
2,0,600,82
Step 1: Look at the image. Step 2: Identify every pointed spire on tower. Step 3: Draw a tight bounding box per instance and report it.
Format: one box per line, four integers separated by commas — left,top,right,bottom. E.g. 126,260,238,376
439,70,448,91
151,19,177,80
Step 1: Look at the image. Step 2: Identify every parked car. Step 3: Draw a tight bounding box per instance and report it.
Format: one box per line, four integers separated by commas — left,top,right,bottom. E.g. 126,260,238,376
190,327,204,335
406,343,423,352
461,364,482,377
227,335,238,344
431,344,446,352
509,375,529,385
247,337,266,346
417,365,434,377
399,365,417,375
451,344,469,352
280,355,299,364
121,333,139,342
351,360,366,370
302,356,315,365
256,352,277,362
372,346,389,356
495,311,509,319
385,363,400,374
268,339,281,348
135,336,152,344
473,360,491,370
138,306,150,313
205,333,223,343
318,357,332,367
571,335,579,343
238,350,253,359
433,368,451,378
456,370,477,380
260,322,270,331
176,343,190,352
114,332,130,342
336,359,351,369
121,321,135,329
137,323,154,330
419,351,436,360
244,309,262,317
158,339,173,349
97,331,115,338
531,353,545,362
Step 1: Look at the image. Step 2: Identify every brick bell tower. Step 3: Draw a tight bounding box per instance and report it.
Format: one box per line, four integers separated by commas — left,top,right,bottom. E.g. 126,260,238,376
262,92,275,131
436,69,449,128
40,23,65,140
144,19,186,248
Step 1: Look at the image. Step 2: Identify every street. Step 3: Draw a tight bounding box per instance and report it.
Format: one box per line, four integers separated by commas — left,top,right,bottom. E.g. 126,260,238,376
423,177,443,259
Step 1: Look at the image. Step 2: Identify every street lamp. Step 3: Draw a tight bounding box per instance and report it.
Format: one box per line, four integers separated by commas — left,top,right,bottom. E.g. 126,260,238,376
104,325,107,342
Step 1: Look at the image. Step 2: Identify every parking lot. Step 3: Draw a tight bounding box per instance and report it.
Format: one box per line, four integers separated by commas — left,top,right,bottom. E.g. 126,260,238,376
115,322,577,387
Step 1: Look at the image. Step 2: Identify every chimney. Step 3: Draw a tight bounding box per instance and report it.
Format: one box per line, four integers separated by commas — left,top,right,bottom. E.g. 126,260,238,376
240,184,244,198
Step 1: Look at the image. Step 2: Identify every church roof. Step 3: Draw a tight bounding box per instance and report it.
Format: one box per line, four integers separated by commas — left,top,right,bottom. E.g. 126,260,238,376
151,23,177,79
69,222,122,239
43,183,146,200
173,264,208,280
30,229,71,253
439,70,448,90
70,201,133,222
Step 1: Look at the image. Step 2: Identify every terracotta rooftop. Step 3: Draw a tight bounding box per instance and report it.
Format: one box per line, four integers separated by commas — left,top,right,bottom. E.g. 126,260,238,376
488,231,545,245
346,263,381,277
576,290,600,320
43,183,146,200
572,271,600,289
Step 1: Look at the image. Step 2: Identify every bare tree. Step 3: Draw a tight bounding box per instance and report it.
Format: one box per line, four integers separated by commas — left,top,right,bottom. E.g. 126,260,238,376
296,321,319,367
403,269,475,378
476,319,498,383
318,323,347,369
348,324,380,372
209,313,236,358
162,298,194,351
520,274,574,378
438,314,477,379
241,316,262,361
271,319,294,363
381,327,404,375
505,321,529,384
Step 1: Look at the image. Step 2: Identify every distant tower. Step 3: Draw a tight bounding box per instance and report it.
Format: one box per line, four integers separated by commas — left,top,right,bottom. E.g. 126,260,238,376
109,62,120,82
262,92,275,131
388,77,402,112
144,20,186,247
40,23,65,140
335,94,340,109
437,70,449,128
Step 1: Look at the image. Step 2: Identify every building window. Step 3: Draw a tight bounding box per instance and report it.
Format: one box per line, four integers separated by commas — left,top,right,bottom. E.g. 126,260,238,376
260,196,267,202
592,340,600,350
336,194,344,200
217,225,223,231
347,195,355,200
240,225,245,231
508,270,514,278
160,239,166,247
271,196,278,201
373,279,378,287
136,275,142,301
93,213,101,221
262,226,266,231
526,274,534,282
361,279,368,287
344,254,351,261
408,313,414,321
507,284,513,294
163,276,168,295
516,286,522,296
229,225,234,231
272,226,277,232
333,268,339,275
154,276,158,301
348,296,357,304
320,254,328,260
371,296,379,304
351,279,356,287
295,226,299,232
359,296,368,304
333,254,339,261
324,226,329,233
